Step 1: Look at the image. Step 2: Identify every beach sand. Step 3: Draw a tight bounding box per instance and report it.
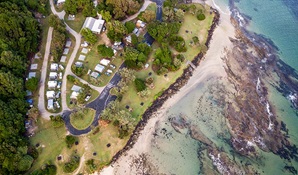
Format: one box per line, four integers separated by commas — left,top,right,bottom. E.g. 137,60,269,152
100,1,235,174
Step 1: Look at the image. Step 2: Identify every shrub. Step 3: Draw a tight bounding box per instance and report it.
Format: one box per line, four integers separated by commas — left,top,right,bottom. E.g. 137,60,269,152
63,154,80,173
18,155,34,171
97,44,114,57
50,115,64,128
65,135,76,148
25,77,39,91
125,21,136,33
134,78,146,92
197,13,206,20
67,75,76,82
86,159,98,173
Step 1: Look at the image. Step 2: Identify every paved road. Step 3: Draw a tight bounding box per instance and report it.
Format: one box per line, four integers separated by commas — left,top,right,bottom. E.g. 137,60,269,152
151,0,164,21
38,27,54,120
122,0,153,23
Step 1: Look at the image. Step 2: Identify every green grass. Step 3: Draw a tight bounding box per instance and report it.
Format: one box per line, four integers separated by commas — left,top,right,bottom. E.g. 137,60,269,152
70,108,95,130
64,13,86,33
66,78,100,109
146,3,157,11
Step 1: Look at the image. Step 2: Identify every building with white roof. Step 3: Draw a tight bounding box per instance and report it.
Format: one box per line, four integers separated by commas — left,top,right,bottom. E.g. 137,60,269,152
70,91,80,99
78,55,86,61
47,99,54,109
71,85,82,92
63,48,69,55
60,56,67,62
46,91,55,99
90,71,100,79
47,81,57,89
136,20,146,28
94,64,105,73
65,40,72,47
49,72,58,80
81,48,89,54
50,63,58,71
30,64,38,70
82,17,105,34
100,59,110,66
28,72,36,79
75,62,83,68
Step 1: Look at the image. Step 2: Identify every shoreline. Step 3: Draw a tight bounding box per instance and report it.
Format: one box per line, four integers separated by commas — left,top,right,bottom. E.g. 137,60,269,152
108,7,220,167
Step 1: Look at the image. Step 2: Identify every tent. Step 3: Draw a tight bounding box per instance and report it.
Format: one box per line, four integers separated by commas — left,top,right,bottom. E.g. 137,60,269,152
90,71,100,79
71,85,82,92
47,99,54,109
70,91,80,99
94,64,105,73
49,72,58,80
46,91,55,99
47,81,57,88
100,59,110,66
50,63,58,71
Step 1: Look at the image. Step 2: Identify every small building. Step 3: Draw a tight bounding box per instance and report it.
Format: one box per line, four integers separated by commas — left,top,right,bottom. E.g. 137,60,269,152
70,91,80,99
100,59,110,66
81,41,89,47
125,35,132,43
47,81,57,89
49,72,58,80
78,55,86,61
28,72,36,79
81,48,89,54
59,64,64,70
46,91,55,99
94,64,105,73
30,64,38,70
82,17,105,34
50,63,58,71
71,85,82,92
60,56,67,63
57,0,66,5
133,28,139,35
90,71,100,79
65,40,72,47
75,61,83,68
63,48,69,55
47,99,54,110
136,20,146,28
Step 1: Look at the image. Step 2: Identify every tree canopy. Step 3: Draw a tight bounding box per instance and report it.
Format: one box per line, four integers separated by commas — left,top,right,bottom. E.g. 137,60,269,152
0,1,40,174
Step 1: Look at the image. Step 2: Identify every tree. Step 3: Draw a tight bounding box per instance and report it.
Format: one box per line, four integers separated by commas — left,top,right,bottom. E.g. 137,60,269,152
28,107,40,121
131,34,138,46
107,20,127,41
65,135,76,148
64,0,78,14
18,155,34,171
192,36,199,44
97,44,114,57
138,89,151,98
106,0,141,19
81,28,98,45
134,78,146,92
50,115,64,128
118,68,136,83
125,21,136,33
137,43,151,56
139,10,155,23
100,10,112,22
197,13,206,21
26,77,39,92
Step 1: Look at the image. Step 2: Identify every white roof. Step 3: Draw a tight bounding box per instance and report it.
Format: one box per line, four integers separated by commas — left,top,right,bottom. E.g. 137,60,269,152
100,59,110,66
75,61,83,67
30,64,38,70
63,48,69,55
57,0,65,4
78,55,86,61
82,17,105,34
47,81,57,88
94,64,105,73
114,41,122,46
71,85,82,92
81,48,89,54
126,35,132,43
70,91,80,99
90,71,99,78
133,28,139,34
60,56,67,62
137,20,146,28
28,72,36,78
50,63,58,70
47,99,54,109
107,69,113,73
46,91,55,99
81,41,89,47
65,40,72,47
34,53,40,59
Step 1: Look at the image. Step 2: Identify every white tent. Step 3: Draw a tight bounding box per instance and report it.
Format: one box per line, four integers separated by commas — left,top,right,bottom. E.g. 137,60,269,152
100,59,110,66
30,64,38,70
47,81,57,88
57,0,65,4
47,99,54,109
60,56,67,62
63,48,69,55
71,85,82,92
81,48,89,54
70,91,80,99
28,72,36,79
49,72,58,80
65,40,72,47
75,62,83,67
94,64,105,73
90,71,99,79
46,91,55,99
50,63,58,71
78,55,86,61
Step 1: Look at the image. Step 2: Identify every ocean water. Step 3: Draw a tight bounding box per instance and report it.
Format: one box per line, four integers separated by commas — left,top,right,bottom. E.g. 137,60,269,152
144,0,298,174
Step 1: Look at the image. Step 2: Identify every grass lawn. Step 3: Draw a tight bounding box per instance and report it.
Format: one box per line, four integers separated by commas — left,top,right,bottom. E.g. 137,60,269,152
64,13,86,33
73,38,124,87
70,108,95,130
66,78,100,109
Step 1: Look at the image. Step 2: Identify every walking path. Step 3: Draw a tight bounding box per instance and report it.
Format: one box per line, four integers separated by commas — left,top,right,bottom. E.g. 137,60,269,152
38,27,54,120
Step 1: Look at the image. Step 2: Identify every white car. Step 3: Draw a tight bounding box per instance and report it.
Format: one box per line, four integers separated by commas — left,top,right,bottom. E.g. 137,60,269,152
57,81,62,89
59,72,63,79
110,64,116,69
85,95,91,101
59,64,64,70
55,101,60,109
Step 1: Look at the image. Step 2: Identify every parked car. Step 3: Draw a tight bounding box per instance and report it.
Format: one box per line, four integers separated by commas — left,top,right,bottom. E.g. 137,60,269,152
57,81,62,89
105,72,111,76
56,91,61,98
54,101,60,109
85,95,91,102
110,64,116,69
59,72,63,79
59,64,64,70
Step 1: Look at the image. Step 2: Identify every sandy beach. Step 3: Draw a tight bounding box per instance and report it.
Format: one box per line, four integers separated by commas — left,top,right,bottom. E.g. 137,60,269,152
100,1,235,174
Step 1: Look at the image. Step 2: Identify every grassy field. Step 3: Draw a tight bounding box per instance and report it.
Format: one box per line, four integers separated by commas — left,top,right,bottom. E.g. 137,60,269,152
73,38,124,87
64,13,86,33
70,108,95,130
66,78,100,109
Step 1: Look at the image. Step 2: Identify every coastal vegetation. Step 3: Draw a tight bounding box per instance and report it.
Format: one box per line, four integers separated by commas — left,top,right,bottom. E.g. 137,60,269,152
0,1,40,174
